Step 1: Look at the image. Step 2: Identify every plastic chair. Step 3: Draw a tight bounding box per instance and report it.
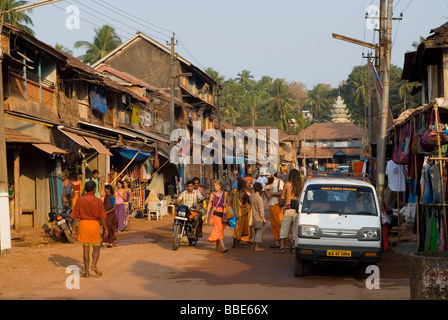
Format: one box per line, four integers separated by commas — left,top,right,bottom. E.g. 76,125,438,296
147,201,161,221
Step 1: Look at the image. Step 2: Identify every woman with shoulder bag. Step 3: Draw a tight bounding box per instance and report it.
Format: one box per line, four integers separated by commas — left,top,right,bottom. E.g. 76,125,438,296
206,181,229,253
250,182,266,251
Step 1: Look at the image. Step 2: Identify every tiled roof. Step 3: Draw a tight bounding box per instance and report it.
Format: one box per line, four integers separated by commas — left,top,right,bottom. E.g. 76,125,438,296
298,122,365,140
5,128,48,144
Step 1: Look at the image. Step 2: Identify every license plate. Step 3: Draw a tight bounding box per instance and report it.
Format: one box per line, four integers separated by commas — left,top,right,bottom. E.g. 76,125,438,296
327,250,351,257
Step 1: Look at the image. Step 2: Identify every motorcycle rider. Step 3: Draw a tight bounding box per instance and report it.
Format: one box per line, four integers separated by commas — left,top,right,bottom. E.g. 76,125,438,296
175,180,205,239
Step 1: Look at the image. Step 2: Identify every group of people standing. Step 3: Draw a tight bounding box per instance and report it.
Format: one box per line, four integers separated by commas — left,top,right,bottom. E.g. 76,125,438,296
205,167,304,254
68,170,134,248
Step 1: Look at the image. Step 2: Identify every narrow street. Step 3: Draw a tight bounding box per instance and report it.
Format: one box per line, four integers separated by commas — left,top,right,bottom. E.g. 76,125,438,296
0,207,412,301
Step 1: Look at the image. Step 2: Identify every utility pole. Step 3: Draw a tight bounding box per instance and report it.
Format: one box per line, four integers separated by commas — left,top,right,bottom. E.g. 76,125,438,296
169,33,177,151
376,0,393,208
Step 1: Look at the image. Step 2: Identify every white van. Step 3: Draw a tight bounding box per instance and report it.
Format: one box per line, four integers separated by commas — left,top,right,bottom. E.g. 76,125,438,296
294,173,382,276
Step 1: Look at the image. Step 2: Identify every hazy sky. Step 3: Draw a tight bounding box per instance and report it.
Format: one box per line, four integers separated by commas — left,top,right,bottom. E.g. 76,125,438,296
29,0,448,89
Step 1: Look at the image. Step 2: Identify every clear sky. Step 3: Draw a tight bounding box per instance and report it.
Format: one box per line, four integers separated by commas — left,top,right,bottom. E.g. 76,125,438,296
29,0,448,89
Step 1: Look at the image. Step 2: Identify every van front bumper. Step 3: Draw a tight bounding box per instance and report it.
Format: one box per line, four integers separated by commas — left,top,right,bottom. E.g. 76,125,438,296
296,244,382,264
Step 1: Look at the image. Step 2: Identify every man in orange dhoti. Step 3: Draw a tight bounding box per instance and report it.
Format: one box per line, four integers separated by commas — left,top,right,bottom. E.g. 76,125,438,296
71,180,108,278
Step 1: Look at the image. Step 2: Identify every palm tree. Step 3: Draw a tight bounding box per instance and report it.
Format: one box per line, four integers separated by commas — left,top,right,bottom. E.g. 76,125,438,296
265,79,295,132
412,36,426,50
74,25,122,65
236,69,254,91
55,43,73,56
0,0,34,35
303,84,332,122
398,80,412,112
205,67,224,86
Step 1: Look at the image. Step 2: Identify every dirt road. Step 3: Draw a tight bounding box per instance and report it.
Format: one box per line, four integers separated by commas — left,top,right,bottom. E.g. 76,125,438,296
0,213,411,300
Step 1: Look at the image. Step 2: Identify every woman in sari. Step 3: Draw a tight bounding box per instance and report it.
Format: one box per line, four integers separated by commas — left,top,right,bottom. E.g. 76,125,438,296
102,185,118,247
71,173,83,208
206,181,229,253
114,180,126,232
123,179,132,229
232,178,251,248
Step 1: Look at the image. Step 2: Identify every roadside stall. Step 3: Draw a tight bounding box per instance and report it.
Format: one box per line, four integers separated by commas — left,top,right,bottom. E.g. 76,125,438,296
391,98,448,252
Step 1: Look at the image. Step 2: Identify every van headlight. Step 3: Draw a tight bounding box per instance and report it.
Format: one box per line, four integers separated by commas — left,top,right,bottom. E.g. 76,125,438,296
298,225,320,239
358,228,380,241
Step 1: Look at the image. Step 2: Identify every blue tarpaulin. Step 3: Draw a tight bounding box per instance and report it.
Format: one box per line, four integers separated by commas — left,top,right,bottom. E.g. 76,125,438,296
90,84,107,114
119,148,151,161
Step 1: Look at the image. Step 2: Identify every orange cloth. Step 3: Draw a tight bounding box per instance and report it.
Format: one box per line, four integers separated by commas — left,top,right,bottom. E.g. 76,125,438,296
269,204,283,241
71,194,107,221
77,220,101,245
208,214,226,243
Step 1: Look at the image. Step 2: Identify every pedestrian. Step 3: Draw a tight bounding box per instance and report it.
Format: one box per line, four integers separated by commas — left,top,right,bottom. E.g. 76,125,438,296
123,179,132,229
99,176,106,201
231,170,239,190
71,173,83,208
8,182,14,228
102,185,118,248
222,174,230,191
89,170,101,198
206,181,229,253
191,176,204,196
250,182,266,251
114,180,126,232
275,168,303,254
62,170,74,208
268,173,284,249
71,180,108,278
232,178,251,248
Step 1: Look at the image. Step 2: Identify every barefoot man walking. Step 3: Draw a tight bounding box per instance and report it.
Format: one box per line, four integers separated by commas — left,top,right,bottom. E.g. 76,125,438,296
71,180,108,278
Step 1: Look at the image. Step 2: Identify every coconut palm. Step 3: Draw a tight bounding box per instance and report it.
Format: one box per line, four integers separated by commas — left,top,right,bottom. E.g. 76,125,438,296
74,25,122,65
398,80,412,112
55,43,73,56
236,69,255,91
0,0,34,35
205,67,224,86
265,79,295,132
303,83,333,122
412,36,426,50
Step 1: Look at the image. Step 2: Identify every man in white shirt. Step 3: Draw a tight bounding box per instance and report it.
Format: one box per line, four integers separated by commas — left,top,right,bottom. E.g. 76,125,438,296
267,173,284,206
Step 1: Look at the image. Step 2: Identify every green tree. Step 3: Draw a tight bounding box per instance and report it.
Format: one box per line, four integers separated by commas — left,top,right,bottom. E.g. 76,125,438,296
74,25,122,65
205,67,224,86
236,69,255,91
265,78,295,132
412,36,426,50
303,83,333,122
0,0,34,35
55,43,73,56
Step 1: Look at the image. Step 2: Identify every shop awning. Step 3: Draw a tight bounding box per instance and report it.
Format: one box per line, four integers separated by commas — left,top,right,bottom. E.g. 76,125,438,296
32,143,68,154
84,136,112,156
59,129,92,149
119,148,151,161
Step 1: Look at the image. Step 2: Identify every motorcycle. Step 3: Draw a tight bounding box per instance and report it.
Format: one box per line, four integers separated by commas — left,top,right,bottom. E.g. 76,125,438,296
173,203,201,250
48,206,76,243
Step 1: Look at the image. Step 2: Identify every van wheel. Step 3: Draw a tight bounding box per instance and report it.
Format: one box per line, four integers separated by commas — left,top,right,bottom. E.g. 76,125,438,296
294,256,306,277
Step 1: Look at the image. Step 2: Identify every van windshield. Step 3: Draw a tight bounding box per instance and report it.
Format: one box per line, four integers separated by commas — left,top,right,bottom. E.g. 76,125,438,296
301,185,378,216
